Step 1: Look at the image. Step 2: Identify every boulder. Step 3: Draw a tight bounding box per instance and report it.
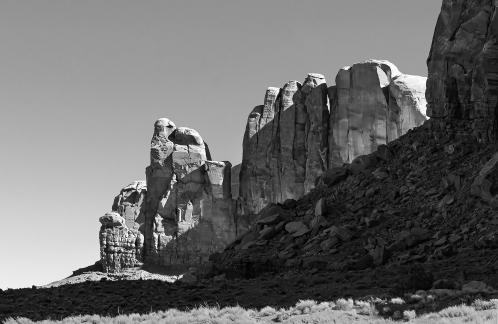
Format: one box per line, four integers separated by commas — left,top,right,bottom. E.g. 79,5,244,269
285,221,310,237
171,127,204,146
320,167,350,186
461,281,495,294
314,198,327,217
471,152,498,207
99,212,126,227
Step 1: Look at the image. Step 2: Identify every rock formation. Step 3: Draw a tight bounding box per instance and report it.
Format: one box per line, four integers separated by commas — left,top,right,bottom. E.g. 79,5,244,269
99,212,144,272
328,60,427,167
426,0,498,142
99,181,146,272
239,76,329,215
239,61,427,215
211,0,498,285
100,118,246,272
111,181,146,230
212,117,498,285
144,118,237,266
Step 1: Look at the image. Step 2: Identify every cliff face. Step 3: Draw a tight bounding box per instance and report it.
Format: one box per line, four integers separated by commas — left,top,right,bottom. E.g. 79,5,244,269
210,1,498,283
99,60,428,271
99,119,247,272
239,76,329,215
426,0,498,141
144,118,239,266
239,61,428,215
329,60,427,167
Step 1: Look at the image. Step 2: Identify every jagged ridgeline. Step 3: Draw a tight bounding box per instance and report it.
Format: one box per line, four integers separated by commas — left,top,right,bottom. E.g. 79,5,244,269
98,60,427,272
238,60,427,215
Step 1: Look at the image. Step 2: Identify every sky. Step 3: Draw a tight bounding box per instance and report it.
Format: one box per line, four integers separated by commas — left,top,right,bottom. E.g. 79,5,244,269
0,0,442,289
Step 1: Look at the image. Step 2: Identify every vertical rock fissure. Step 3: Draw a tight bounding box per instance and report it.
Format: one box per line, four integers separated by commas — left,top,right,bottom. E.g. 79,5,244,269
240,61,427,215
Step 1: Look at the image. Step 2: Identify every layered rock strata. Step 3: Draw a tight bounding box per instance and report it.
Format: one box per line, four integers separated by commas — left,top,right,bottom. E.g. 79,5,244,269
99,182,146,272
426,0,498,142
100,119,245,272
239,62,427,215
99,212,144,272
144,118,238,266
100,118,247,271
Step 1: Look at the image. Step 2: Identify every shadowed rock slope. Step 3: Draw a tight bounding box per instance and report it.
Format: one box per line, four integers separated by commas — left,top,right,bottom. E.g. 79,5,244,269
212,120,498,289
212,0,498,286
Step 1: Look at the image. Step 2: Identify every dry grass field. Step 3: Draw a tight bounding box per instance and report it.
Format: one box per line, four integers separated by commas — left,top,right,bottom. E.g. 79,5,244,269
4,298,498,324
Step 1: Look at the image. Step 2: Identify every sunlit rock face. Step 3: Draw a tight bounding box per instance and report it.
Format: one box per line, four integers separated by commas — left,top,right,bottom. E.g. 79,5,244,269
426,0,498,141
144,119,237,267
390,74,427,136
240,62,427,215
239,75,330,215
111,181,147,230
99,181,146,272
99,118,244,272
328,60,428,167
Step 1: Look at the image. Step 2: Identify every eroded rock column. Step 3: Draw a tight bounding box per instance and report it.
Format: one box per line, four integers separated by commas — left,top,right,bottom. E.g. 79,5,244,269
239,74,329,215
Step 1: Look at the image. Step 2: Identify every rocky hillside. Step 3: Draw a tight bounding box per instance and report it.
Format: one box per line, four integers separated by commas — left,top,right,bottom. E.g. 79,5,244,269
211,0,498,288
239,60,427,216
212,120,498,285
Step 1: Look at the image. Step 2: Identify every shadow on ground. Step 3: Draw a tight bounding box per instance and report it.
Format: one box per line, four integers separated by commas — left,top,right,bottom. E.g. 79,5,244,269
2,265,498,322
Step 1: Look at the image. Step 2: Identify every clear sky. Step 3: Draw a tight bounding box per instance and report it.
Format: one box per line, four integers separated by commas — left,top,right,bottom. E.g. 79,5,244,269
0,0,441,289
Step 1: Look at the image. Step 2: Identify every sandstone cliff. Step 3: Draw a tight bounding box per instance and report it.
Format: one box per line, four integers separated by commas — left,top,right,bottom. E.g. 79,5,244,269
239,61,428,215
99,61,428,271
239,76,329,215
99,119,248,272
329,60,427,167
209,0,498,288
426,0,498,141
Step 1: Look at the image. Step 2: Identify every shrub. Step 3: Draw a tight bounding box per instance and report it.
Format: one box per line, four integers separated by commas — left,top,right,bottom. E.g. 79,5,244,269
294,299,317,315
354,300,377,316
334,298,354,311
258,306,276,317
403,310,416,320
390,297,404,305
472,299,498,311
438,305,478,318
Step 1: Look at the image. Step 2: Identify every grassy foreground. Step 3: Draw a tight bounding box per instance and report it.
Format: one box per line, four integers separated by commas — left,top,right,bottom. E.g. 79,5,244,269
4,298,498,324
